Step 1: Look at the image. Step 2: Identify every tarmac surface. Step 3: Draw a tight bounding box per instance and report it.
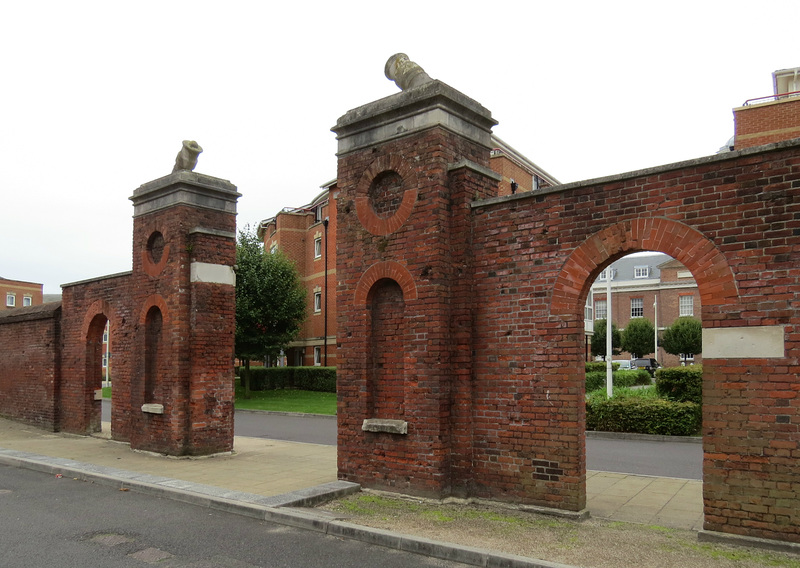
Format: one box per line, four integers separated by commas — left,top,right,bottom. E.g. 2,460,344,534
0,415,705,568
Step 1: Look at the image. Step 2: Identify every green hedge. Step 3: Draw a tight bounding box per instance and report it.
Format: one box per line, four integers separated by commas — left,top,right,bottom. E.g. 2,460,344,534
585,362,619,373
585,369,650,392
586,397,701,436
237,366,337,392
655,365,702,404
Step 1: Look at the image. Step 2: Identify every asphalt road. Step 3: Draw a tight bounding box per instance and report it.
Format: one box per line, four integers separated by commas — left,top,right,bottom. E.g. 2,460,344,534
102,400,702,480
0,464,469,568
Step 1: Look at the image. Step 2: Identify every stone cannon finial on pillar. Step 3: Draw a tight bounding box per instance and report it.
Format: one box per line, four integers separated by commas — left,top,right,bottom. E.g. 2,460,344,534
385,53,433,91
172,140,203,172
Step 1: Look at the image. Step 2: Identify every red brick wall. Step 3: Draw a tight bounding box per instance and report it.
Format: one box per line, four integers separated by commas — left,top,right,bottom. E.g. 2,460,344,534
734,97,800,149
127,204,236,455
0,304,61,428
337,111,800,540
60,273,133,436
336,126,498,498
472,145,800,541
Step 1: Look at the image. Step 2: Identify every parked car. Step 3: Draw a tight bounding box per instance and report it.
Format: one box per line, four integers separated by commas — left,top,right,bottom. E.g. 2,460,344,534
613,360,632,370
631,358,660,376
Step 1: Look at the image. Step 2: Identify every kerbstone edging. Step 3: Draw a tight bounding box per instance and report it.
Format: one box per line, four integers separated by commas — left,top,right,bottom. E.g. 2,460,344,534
0,448,578,568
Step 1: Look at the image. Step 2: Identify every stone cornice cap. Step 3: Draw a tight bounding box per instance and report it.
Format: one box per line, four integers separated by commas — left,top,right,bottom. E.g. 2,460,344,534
332,80,497,155
130,170,241,217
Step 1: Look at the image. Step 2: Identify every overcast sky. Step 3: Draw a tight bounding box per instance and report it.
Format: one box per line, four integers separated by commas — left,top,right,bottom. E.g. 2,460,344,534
2,1,798,294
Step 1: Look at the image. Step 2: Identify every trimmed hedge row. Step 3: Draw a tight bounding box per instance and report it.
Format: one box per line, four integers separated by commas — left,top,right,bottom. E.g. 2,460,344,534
585,369,651,392
237,366,336,393
656,365,702,404
586,397,701,436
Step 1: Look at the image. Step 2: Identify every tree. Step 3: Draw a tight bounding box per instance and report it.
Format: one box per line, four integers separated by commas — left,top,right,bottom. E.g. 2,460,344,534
591,319,622,360
235,226,306,397
621,318,655,358
661,317,702,364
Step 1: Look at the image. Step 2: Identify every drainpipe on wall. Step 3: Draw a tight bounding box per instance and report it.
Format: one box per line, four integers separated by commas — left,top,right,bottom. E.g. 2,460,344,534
323,217,329,367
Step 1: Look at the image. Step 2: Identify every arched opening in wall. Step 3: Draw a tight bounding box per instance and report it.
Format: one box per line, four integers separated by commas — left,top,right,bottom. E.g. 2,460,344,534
85,314,109,434
144,306,163,404
583,250,704,527
367,278,406,418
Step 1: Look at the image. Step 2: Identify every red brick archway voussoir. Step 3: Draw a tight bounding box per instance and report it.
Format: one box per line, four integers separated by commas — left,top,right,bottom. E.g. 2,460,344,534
80,299,116,339
138,294,170,325
551,218,738,316
354,261,418,306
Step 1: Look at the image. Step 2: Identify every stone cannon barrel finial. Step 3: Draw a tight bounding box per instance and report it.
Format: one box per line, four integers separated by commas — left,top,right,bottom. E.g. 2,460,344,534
385,53,433,91
172,140,203,172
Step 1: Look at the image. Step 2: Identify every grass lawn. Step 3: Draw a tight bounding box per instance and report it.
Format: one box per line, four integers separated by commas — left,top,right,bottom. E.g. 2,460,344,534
234,387,336,415
101,385,335,415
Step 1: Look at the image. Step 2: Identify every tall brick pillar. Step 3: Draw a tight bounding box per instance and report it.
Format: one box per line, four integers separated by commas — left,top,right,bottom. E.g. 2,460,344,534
333,75,499,496
127,170,240,455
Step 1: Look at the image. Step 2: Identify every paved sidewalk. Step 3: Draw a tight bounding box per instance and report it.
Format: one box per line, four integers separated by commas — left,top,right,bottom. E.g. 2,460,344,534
0,416,704,567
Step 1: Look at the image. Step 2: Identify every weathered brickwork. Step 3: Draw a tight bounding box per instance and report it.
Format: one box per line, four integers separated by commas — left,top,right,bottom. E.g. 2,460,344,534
0,303,61,428
335,77,800,544
0,171,239,457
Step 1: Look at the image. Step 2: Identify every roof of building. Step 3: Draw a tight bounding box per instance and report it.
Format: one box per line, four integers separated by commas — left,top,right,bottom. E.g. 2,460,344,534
602,252,673,283
489,135,560,186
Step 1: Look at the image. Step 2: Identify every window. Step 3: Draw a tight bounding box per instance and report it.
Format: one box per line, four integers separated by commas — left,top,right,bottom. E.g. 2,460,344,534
314,237,322,258
634,266,649,279
269,243,277,254
6,293,15,307
598,269,607,281
594,299,607,320
23,296,32,307
313,346,322,366
631,298,644,318
679,295,694,317
102,354,108,368
314,291,322,312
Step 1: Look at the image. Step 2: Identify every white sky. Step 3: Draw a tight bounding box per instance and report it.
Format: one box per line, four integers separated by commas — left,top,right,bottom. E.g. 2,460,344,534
2,1,798,294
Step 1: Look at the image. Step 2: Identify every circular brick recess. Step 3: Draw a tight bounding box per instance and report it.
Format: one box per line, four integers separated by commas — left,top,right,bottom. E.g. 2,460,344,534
355,155,418,236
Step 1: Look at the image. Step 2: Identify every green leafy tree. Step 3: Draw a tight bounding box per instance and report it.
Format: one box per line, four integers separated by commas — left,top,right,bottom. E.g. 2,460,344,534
621,318,655,358
591,319,622,360
661,317,702,364
235,226,306,397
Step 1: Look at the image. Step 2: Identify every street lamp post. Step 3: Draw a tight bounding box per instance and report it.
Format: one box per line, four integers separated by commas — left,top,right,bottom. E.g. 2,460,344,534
606,267,614,398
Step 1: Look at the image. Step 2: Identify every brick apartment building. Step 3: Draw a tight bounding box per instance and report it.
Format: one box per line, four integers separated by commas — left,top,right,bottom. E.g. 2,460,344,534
1,277,43,310
588,252,702,366
259,136,558,367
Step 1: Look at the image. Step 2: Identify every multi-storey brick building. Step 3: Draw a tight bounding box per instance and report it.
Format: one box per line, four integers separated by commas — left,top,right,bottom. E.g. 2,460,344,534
258,183,338,367
259,137,556,368
730,66,800,150
1,277,43,310
588,252,702,366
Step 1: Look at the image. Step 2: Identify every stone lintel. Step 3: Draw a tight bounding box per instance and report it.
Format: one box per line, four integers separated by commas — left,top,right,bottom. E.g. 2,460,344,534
703,325,785,358
362,418,408,435
130,171,241,217
141,403,164,414
448,159,502,181
190,262,236,286
333,80,497,156
188,227,237,240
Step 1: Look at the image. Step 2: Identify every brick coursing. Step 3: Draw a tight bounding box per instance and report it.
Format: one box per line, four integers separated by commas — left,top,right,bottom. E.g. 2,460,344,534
0,175,238,457
336,98,800,542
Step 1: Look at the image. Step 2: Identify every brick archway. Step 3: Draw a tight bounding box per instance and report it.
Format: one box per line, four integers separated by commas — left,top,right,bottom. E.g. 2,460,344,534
354,260,418,306
551,217,739,317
